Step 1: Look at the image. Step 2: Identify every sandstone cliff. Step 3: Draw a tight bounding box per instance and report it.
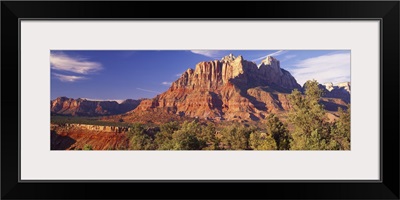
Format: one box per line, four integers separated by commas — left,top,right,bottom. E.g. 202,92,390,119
170,54,301,91
122,54,347,123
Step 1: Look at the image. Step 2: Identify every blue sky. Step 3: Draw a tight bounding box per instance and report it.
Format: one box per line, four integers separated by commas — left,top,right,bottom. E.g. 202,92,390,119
51,50,350,101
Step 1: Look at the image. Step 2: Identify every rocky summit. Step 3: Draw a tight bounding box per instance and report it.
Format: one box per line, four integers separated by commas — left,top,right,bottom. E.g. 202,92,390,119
123,54,348,123
321,82,351,104
51,97,142,116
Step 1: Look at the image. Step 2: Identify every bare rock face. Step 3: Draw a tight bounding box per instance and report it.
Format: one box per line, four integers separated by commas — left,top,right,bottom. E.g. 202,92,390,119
51,97,141,116
125,55,307,122
171,55,301,91
256,56,301,89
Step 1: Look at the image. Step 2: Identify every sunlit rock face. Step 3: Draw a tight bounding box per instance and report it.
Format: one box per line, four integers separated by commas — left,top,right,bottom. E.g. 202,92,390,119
128,54,346,122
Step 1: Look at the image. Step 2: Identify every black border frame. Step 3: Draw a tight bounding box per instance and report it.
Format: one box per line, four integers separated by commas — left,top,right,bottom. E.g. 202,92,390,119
16,18,381,184
2,1,399,199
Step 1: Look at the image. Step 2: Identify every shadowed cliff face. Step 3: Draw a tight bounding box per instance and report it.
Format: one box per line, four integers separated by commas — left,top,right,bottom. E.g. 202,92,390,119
51,97,142,116
123,54,350,123
320,82,351,104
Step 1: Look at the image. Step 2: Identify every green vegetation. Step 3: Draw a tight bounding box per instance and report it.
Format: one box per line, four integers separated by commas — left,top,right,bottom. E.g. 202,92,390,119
169,121,205,150
83,144,93,150
249,132,277,150
51,115,131,127
124,119,293,150
199,122,221,150
127,123,154,150
331,105,351,150
287,80,350,150
153,121,180,150
220,125,254,150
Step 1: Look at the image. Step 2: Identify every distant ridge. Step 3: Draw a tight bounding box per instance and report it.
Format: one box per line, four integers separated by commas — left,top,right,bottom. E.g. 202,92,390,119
51,97,142,116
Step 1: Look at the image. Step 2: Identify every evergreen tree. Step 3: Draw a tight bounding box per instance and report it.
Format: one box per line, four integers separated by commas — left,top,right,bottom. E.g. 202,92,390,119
288,80,330,150
220,125,253,150
331,105,351,150
154,121,180,150
199,122,221,150
249,132,277,150
170,121,204,150
128,123,145,138
128,123,154,150
266,114,290,150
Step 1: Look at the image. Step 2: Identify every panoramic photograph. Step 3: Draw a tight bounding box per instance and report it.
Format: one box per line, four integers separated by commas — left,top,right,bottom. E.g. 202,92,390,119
50,50,351,150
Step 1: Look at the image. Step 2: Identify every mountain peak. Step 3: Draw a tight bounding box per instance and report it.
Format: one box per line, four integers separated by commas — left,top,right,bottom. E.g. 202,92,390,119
320,82,351,104
336,81,350,87
322,82,350,93
323,82,334,91
171,55,301,94
221,53,236,62
220,53,244,63
336,82,351,93
235,55,244,62
261,56,278,66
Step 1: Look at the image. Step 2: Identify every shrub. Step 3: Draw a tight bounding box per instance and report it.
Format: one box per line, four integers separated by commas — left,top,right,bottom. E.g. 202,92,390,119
220,125,252,150
83,144,93,150
249,132,277,150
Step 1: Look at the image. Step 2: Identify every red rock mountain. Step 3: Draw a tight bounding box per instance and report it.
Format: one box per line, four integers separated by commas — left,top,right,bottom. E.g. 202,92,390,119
120,54,347,123
51,97,142,116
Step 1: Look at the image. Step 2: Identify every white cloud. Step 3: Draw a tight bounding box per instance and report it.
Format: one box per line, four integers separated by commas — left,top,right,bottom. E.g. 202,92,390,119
52,73,86,82
252,50,287,62
136,88,161,94
83,98,125,104
176,73,182,77
284,54,296,60
190,50,222,58
162,81,172,85
289,52,351,86
50,52,102,74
